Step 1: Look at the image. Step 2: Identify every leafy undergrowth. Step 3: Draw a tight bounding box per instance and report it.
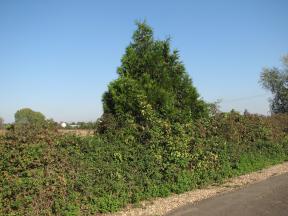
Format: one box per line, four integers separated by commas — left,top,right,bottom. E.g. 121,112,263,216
0,113,288,215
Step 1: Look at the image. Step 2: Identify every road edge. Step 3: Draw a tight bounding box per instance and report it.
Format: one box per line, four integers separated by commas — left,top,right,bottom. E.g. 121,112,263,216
104,162,288,216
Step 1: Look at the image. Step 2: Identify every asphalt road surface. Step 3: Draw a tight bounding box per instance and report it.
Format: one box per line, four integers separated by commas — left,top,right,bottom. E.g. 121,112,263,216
166,173,288,216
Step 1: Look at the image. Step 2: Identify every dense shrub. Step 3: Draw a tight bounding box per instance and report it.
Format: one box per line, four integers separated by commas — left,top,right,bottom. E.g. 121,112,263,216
1,22,288,215
1,112,288,215
5,119,58,144
267,114,288,137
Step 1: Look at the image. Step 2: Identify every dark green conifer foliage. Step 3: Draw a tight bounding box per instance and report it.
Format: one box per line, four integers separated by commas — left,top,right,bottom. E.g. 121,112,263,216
103,21,207,124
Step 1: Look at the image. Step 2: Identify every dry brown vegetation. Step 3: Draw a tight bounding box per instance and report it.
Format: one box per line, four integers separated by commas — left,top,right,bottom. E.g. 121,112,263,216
0,128,93,137
58,129,94,136
0,129,6,136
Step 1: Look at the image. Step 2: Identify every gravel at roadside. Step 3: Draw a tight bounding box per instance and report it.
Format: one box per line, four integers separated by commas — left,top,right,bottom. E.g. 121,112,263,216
102,162,288,216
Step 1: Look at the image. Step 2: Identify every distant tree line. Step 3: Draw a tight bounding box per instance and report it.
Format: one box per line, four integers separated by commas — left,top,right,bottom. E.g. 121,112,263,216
66,121,97,130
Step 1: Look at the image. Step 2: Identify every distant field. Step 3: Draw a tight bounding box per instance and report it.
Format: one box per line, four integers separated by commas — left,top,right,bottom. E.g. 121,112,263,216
0,129,93,136
58,129,94,136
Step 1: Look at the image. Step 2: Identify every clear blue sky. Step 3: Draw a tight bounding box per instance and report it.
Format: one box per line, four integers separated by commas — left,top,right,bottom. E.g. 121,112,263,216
1,0,288,123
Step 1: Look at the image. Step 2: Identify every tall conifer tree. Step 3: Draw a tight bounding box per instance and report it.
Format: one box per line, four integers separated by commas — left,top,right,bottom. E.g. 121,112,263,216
103,21,207,124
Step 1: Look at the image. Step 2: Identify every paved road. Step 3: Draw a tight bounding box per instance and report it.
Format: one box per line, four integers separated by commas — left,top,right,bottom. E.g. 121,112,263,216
166,173,288,216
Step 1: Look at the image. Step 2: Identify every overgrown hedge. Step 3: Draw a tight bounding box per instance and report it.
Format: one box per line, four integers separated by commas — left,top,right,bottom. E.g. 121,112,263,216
1,23,288,215
0,112,287,215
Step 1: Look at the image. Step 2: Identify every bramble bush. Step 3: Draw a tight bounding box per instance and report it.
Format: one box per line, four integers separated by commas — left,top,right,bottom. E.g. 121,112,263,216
1,112,288,215
1,22,288,215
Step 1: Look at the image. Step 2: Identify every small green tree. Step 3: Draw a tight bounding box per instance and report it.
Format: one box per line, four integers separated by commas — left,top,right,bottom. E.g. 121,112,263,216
260,55,288,114
103,21,207,125
14,108,46,125
7,108,57,143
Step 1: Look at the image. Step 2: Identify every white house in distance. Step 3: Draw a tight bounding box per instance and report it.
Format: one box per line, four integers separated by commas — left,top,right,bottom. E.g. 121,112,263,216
60,122,67,128
70,124,80,128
